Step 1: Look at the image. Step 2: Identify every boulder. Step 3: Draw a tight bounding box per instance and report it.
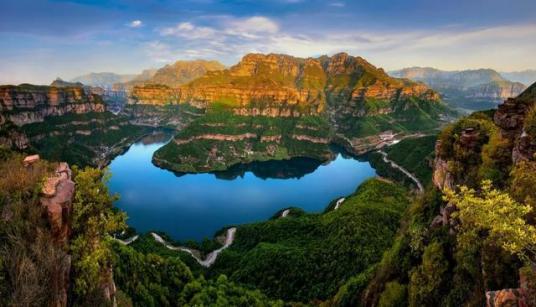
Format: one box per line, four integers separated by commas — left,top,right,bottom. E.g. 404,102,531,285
486,288,527,307
23,154,40,167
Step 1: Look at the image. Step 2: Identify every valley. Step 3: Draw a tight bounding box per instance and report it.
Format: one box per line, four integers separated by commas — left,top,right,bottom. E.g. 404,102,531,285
1,50,535,307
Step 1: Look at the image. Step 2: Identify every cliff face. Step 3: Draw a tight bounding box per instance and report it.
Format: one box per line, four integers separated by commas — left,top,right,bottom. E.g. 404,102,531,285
129,85,181,105
0,84,105,126
465,80,526,100
152,113,334,173
130,53,441,118
432,82,536,191
494,82,536,163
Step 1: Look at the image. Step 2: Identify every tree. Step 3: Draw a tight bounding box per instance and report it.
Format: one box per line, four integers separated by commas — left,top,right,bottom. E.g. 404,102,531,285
70,167,126,303
409,242,448,306
510,161,536,223
444,180,536,263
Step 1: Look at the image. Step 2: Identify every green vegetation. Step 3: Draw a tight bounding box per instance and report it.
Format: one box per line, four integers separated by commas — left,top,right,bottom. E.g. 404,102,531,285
207,179,409,302
334,97,451,139
113,243,282,306
0,150,60,306
444,180,536,262
361,99,536,306
368,135,437,187
154,110,333,172
70,167,127,304
20,112,152,167
437,110,512,188
0,150,124,305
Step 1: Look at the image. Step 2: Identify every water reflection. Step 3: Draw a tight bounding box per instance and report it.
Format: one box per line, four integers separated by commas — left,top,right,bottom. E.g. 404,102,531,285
108,135,376,241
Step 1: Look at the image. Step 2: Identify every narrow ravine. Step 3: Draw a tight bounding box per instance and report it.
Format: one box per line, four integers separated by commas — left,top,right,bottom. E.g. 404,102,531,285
377,150,424,193
151,227,237,268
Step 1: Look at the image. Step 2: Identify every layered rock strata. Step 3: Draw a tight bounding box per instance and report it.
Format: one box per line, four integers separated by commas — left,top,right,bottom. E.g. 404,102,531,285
0,84,105,126
129,53,441,119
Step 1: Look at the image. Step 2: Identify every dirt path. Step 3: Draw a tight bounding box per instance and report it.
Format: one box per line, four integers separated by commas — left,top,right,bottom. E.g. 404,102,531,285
151,227,237,268
377,150,424,193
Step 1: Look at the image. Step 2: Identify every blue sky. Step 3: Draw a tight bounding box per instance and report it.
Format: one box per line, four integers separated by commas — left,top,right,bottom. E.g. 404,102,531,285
1,0,535,84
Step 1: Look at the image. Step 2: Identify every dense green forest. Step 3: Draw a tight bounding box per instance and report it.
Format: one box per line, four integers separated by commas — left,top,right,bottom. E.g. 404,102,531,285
153,108,333,173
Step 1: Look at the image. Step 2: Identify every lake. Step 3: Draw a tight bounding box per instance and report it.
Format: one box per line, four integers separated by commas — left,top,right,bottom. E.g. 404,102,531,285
108,133,377,241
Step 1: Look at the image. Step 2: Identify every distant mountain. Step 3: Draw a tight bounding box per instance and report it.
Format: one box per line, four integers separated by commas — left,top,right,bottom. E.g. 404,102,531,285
390,67,526,111
70,72,137,89
500,70,536,86
50,78,84,88
149,60,225,87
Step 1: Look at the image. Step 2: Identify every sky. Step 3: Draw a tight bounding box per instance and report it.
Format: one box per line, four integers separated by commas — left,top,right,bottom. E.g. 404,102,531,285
1,0,535,84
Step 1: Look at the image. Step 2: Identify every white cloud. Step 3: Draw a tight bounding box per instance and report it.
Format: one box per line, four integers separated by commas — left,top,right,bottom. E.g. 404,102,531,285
129,20,143,28
151,16,536,71
227,16,279,34
329,2,345,7
160,22,217,39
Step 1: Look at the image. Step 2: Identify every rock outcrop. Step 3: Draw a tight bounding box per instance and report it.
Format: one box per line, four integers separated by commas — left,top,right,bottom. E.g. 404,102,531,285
494,82,536,163
431,81,536,192
37,160,117,306
432,140,455,191
38,162,75,307
0,84,105,126
485,266,536,307
129,53,441,118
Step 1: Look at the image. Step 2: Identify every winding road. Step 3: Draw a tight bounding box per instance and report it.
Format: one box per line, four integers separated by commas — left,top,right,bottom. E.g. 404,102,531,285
377,150,424,193
334,197,345,210
113,235,139,245
151,227,237,268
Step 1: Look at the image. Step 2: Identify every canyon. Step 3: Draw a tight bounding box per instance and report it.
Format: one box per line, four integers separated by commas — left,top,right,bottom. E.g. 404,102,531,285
0,52,450,173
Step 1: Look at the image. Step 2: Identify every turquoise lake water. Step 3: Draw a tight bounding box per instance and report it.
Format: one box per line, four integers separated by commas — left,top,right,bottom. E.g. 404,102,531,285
108,134,376,241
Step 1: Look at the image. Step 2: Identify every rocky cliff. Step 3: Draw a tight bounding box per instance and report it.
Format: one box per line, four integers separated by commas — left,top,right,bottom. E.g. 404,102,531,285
130,53,442,119
152,113,334,172
494,82,536,163
0,84,105,126
431,82,536,191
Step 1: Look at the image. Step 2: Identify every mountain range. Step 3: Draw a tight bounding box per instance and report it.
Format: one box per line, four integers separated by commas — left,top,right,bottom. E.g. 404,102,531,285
390,67,527,110
1,52,451,170
500,69,536,86
1,50,536,306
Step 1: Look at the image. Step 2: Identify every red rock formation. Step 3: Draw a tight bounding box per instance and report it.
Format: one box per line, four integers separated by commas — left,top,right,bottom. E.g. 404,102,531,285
38,162,74,307
486,266,536,307
40,162,74,244
37,161,118,306
129,53,440,118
